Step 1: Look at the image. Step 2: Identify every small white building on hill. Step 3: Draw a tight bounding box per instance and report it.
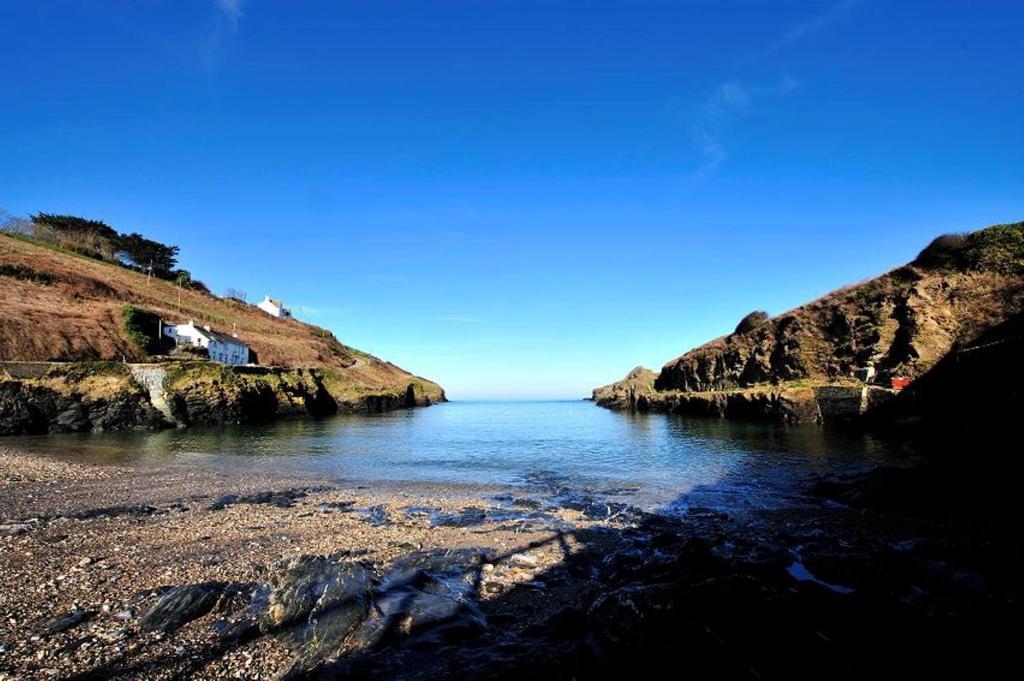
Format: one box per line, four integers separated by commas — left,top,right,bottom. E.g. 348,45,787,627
163,320,250,365
257,294,291,318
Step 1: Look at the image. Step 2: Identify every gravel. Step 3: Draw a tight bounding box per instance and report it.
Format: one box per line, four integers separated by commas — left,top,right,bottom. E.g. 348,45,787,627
0,448,605,679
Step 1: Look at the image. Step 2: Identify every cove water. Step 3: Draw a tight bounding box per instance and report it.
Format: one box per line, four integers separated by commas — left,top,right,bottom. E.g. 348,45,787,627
9,401,906,513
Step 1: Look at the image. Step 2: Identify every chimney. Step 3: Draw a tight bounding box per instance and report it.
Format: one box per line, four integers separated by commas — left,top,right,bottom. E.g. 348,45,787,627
204,324,211,332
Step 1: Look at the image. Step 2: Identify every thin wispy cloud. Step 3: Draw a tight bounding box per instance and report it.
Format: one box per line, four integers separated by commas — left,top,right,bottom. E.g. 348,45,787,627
684,0,859,185
686,76,801,185
704,82,751,123
201,0,246,94
766,0,860,55
687,128,729,183
215,0,245,32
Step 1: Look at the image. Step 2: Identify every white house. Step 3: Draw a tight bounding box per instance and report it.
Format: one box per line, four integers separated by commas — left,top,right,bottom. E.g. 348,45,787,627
257,294,291,318
163,320,251,366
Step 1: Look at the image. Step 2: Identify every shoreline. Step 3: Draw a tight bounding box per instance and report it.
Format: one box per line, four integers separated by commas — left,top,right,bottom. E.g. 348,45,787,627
0,444,664,511
0,427,753,515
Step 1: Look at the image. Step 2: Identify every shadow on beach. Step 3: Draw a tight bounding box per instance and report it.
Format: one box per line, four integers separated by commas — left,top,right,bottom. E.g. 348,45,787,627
61,427,1024,681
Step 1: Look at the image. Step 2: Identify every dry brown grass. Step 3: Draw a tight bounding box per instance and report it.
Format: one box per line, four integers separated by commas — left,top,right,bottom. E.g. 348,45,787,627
0,235,442,396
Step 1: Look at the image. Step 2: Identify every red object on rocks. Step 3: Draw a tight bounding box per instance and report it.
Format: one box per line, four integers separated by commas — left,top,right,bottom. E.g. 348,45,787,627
891,376,911,391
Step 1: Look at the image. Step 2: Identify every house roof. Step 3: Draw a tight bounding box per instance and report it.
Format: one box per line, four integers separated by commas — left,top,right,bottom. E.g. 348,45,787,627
168,322,248,348
202,328,248,347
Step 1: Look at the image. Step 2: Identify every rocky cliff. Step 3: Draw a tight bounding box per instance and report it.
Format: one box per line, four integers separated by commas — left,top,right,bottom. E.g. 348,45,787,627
0,361,445,436
595,221,1024,423
0,363,166,436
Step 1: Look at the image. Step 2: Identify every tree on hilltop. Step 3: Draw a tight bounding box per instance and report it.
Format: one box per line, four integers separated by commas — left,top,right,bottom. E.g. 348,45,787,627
30,213,120,242
116,232,179,277
29,212,121,260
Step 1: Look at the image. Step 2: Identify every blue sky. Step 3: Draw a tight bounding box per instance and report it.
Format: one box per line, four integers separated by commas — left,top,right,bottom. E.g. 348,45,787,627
1,1,1022,399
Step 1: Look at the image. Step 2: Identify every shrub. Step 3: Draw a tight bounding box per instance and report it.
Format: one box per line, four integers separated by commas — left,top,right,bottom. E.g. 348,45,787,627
224,288,248,302
58,229,119,261
30,213,120,261
171,344,209,359
0,264,55,284
914,233,969,270
735,310,770,335
0,209,33,235
122,304,163,355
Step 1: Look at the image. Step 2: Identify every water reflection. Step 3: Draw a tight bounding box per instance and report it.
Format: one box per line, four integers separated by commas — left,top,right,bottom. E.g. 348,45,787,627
8,401,906,511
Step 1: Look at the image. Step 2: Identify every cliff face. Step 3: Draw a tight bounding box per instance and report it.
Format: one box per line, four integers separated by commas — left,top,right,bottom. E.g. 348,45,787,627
0,363,167,435
595,222,1024,423
0,233,446,430
654,266,1017,393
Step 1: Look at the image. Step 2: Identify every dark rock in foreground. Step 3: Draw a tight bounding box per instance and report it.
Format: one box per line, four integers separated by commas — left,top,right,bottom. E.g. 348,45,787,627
208,487,330,511
143,583,226,633
146,549,488,677
38,609,96,637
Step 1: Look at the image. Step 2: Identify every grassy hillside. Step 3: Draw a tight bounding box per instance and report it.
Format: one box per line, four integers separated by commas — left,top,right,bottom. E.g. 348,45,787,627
0,233,444,402
596,221,1024,408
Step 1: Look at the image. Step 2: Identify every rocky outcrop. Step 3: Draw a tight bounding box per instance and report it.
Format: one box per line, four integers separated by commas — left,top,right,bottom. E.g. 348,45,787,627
163,365,340,426
596,383,894,424
595,221,1024,424
0,364,168,435
591,366,657,411
655,265,1017,393
0,361,447,436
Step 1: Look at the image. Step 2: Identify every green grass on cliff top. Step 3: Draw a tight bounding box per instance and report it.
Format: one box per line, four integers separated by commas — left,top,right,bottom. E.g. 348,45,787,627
915,221,1024,275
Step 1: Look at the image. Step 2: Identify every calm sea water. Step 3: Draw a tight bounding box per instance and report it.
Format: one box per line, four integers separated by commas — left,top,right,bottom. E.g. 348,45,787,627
10,401,907,513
